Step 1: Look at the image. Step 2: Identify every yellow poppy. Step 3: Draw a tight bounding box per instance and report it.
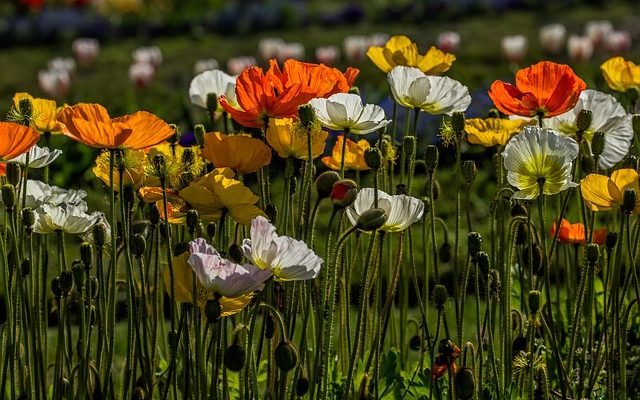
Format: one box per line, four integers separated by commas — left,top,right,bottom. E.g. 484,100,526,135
201,132,272,174
13,92,61,133
321,136,370,171
146,143,205,190
163,251,252,317
92,149,148,191
601,57,640,93
179,168,265,225
465,118,533,147
265,118,328,160
138,186,181,204
581,169,640,214
366,35,455,75
155,200,187,225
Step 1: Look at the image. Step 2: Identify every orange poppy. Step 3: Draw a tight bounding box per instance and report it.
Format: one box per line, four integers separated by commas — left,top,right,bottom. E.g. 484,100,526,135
201,132,272,174
57,103,174,149
0,122,40,161
220,59,359,129
489,61,586,118
550,219,607,245
431,339,461,380
321,136,370,171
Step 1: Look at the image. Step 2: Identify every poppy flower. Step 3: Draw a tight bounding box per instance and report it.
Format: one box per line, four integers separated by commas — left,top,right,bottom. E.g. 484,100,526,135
93,149,148,191
432,339,461,379
550,219,607,245
11,145,62,169
0,122,40,161
309,93,390,134
600,57,640,93
219,59,358,129
265,118,328,160
502,126,579,199
32,204,102,235
201,132,272,174
189,69,237,110
12,92,61,133
489,61,586,118
465,118,532,147
57,103,174,150
367,35,455,75
581,169,640,214
321,136,370,171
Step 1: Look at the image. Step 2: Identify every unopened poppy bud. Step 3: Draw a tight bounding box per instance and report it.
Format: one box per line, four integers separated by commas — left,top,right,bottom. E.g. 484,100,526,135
451,111,466,133
295,373,310,396
528,290,541,314
515,223,527,245
455,367,475,400
439,242,452,263
512,335,527,356
167,124,180,144
205,298,222,322
59,270,74,296
463,160,476,184
468,232,482,258
131,234,146,258
21,258,30,277
364,147,383,170
576,109,592,132
476,251,490,276
330,179,358,208
6,162,20,186
80,242,92,267
510,203,527,217
403,136,416,156
581,155,595,173
409,334,422,351
606,231,617,251
586,243,600,263
186,209,200,232
425,145,439,171
316,171,341,198
51,277,63,298
275,340,299,371
632,114,640,136
72,261,84,288
224,342,246,371
206,93,218,112
623,188,637,214
228,244,244,264
167,330,179,348
2,184,16,211
93,223,107,248
356,208,387,232
298,104,316,127
526,245,544,276
487,108,500,118
591,131,606,158
21,207,35,229
434,284,448,310
265,204,278,224
194,124,206,147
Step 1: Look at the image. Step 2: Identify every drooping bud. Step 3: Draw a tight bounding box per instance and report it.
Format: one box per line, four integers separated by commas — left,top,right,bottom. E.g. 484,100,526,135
265,314,276,339
316,171,340,198
275,340,299,371
576,109,592,132
93,223,107,249
80,242,92,267
21,258,30,277
356,208,387,232
298,104,315,127
528,290,541,314
2,184,16,211
510,203,527,218
223,341,246,372
206,222,216,240
451,111,466,133
194,124,206,147
586,243,600,263
622,188,637,214
439,242,452,263
591,131,606,158
606,231,617,251
467,232,482,259
489,269,501,297
455,367,475,400
364,147,383,170
288,176,297,195
462,160,476,184
295,372,310,396
131,234,146,258
409,335,422,351
476,251,490,276
330,179,358,208
6,162,20,186
433,284,448,310
524,245,543,276
186,209,200,232
403,135,416,156
51,277,63,298
425,145,439,172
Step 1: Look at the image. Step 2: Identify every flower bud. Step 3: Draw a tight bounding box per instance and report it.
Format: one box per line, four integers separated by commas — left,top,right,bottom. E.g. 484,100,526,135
206,93,218,112
528,290,541,314
131,234,147,258
72,261,84,288
265,204,278,224
59,270,74,296
489,269,501,297
148,204,161,226
451,112,466,133
186,209,200,232
463,160,476,184
425,145,439,171
93,223,107,249
275,340,299,371
194,124,206,147
409,334,422,351
152,154,167,179
206,222,216,240
623,188,637,214
295,373,310,396
330,179,358,208
591,131,606,158
356,208,387,232
80,242,92,267
6,162,20,186
21,207,35,229
434,284,448,310
606,232,617,251
205,298,222,322
576,109,592,132
515,223,527,245
21,258,30,277
512,335,527,357
455,367,475,400
586,243,599,263
228,244,244,264
468,232,483,258
224,342,246,372
2,184,16,211
403,135,416,156
476,251,490,276
487,108,500,118
298,104,316,127
18,97,33,122
288,176,297,195
439,242,452,263
364,147,383,170
51,277,63,298
315,171,341,198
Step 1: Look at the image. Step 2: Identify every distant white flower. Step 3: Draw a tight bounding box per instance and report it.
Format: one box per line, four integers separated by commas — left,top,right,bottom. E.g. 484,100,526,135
72,37,100,66
346,188,424,233
189,70,237,109
133,46,162,68
33,204,102,234
343,35,371,63
129,62,155,88
501,35,527,63
567,35,593,62
387,66,471,115
539,24,566,54
258,38,286,60
188,238,271,297
547,89,633,169
309,93,391,134
48,57,76,75
369,33,390,47
437,31,461,53
605,31,631,54
227,56,257,76
502,126,579,200
242,216,323,282
315,46,340,65
11,145,62,168
194,58,220,75
585,20,613,47
277,42,305,62
38,69,70,98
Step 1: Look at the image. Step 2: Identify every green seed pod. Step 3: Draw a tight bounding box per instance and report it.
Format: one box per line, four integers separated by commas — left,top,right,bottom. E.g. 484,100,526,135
364,147,383,170
265,204,278,224
315,171,341,198
59,270,73,296
205,298,222,323
298,104,316,127
576,109,592,132
451,111,466,133
152,154,167,179
476,251,490,276
462,160,476,184
433,284,448,310
586,243,600,263
228,244,244,264
403,135,416,156
194,124,206,147
186,209,200,232
356,208,388,232
330,179,358,208
623,188,637,214
21,207,35,229
528,290,541,314
80,242,92,268
439,242,452,263
224,343,246,372
206,93,218,112
275,340,299,371
425,145,439,171
2,184,16,211
5,162,20,186
455,367,475,400
468,232,483,258
591,131,606,158
130,234,147,258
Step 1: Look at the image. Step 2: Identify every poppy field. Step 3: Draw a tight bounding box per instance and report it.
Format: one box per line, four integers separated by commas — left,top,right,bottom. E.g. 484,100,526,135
2,2,640,400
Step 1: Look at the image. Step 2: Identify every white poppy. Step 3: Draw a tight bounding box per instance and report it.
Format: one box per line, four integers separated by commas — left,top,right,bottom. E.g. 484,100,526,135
11,145,62,168
308,93,391,134
605,31,631,54
241,216,323,282
567,35,593,62
129,62,155,89
387,66,471,115
315,46,340,65
189,69,237,109
502,126,579,200
346,188,424,233
132,46,162,68
585,20,613,47
72,37,100,66
501,35,527,63
547,89,633,169
38,69,70,98
437,31,461,53
539,24,566,54
32,204,102,234
227,56,257,76
188,238,271,298
194,58,220,75
48,57,76,76
23,180,87,210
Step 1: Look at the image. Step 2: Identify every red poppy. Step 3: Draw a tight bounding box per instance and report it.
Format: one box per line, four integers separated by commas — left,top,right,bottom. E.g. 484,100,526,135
432,339,461,379
550,219,607,245
488,61,586,118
